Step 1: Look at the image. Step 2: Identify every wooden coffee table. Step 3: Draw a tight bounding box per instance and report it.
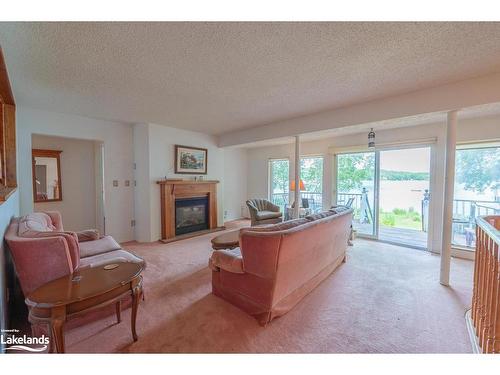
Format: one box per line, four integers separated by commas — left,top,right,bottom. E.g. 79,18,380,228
25,262,144,353
211,225,272,250
211,229,240,250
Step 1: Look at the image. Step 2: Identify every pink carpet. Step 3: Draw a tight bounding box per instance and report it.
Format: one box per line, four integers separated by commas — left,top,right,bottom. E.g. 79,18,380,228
64,220,474,353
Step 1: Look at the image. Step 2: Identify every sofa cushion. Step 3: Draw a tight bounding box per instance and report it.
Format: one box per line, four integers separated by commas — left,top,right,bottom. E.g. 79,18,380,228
79,249,145,269
18,212,56,237
248,218,310,232
305,210,336,221
255,210,282,220
330,205,350,214
76,229,100,242
209,248,244,274
79,235,121,258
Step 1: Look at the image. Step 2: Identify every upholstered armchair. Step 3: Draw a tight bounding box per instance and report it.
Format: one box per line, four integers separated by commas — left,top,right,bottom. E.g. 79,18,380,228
246,198,283,226
5,211,146,337
5,211,144,297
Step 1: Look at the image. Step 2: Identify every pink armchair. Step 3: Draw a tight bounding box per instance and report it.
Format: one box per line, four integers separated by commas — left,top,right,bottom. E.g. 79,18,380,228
5,211,144,297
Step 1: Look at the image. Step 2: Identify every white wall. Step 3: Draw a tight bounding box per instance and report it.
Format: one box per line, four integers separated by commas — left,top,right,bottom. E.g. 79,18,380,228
17,106,135,242
246,115,500,256
17,107,248,244
0,190,19,353
223,148,248,220
32,135,97,232
134,123,245,242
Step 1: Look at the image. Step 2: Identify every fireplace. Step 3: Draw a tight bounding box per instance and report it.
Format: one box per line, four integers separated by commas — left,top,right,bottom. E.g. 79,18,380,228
157,180,220,242
175,196,209,235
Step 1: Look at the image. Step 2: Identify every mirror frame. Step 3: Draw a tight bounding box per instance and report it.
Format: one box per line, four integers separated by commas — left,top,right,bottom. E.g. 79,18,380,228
32,149,63,203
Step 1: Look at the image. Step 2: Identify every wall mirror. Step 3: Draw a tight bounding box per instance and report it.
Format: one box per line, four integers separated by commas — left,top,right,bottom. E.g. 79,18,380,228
32,149,62,202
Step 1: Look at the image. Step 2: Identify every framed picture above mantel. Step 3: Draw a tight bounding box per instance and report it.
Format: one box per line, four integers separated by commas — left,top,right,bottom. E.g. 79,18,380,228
175,145,208,175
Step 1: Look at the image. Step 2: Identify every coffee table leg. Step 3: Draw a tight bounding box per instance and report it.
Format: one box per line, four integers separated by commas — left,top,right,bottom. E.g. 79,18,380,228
131,279,143,342
50,318,65,353
116,300,122,323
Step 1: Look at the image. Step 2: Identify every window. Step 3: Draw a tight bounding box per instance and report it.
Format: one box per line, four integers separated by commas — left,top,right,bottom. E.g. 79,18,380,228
300,156,324,212
269,159,289,212
452,144,500,250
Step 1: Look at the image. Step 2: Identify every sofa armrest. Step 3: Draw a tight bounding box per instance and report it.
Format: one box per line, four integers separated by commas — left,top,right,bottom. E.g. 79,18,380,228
75,229,100,242
209,249,244,274
6,236,75,296
239,231,281,278
78,235,121,258
30,231,80,269
268,201,280,212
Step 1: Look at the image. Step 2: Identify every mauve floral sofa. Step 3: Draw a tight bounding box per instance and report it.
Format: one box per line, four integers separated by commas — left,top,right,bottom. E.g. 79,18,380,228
209,207,353,325
5,211,144,297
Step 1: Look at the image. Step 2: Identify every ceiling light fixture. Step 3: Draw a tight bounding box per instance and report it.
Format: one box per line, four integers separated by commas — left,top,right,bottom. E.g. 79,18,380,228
368,128,376,148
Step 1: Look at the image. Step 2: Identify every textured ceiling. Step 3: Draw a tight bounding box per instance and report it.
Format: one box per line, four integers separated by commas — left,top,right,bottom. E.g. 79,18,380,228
238,102,500,148
2,22,500,135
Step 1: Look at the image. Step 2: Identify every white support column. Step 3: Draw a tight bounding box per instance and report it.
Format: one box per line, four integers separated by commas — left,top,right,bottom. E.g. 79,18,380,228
293,135,301,219
440,110,458,286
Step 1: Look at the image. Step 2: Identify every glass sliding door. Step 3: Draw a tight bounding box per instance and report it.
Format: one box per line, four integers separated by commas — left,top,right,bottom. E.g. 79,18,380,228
300,156,324,213
268,158,289,212
378,147,431,249
336,145,432,249
336,152,376,236
452,144,500,250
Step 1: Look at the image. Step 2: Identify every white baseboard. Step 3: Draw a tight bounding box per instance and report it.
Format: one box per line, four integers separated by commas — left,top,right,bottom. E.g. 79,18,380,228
465,309,481,354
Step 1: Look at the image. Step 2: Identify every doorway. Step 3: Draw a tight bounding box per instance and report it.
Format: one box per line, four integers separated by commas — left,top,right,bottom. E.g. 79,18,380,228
335,145,432,250
31,134,105,234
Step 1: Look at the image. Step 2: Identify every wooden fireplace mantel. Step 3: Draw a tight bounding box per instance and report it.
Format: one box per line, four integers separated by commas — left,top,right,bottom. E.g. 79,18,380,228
157,179,221,242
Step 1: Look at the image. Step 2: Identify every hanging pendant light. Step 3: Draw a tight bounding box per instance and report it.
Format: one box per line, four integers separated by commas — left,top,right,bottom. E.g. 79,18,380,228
368,128,375,148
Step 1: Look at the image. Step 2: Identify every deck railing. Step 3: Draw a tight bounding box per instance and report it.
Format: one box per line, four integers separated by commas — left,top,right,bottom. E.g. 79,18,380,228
270,192,323,212
471,215,500,353
454,199,500,218
339,190,499,248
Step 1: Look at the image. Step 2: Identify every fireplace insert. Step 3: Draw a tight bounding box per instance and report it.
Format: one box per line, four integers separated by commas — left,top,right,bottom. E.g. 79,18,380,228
175,196,209,235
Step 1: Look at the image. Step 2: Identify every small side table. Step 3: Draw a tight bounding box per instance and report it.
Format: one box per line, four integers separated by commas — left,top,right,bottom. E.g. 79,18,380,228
25,262,144,353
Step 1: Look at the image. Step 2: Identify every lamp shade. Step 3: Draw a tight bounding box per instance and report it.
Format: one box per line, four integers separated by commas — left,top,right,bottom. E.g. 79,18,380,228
290,179,305,191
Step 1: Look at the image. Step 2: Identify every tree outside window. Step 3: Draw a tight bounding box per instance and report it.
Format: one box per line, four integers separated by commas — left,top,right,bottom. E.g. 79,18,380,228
300,156,324,211
269,159,289,210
